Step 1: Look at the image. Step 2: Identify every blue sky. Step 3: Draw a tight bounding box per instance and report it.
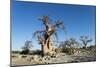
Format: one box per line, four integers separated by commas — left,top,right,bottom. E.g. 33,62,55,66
12,0,96,50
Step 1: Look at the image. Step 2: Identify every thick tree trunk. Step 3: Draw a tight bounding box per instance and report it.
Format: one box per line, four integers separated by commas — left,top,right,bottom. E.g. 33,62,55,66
41,39,54,56
41,44,49,55
48,39,53,52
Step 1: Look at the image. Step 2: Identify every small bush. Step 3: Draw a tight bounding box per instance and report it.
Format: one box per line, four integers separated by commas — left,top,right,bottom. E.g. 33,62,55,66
21,55,27,58
33,50,42,55
67,48,74,55
55,48,62,53
20,49,29,55
12,51,20,54
62,48,74,55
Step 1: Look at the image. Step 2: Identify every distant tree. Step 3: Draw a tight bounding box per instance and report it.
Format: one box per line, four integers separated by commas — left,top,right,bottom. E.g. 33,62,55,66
59,38,79,48
80,35,92,49
12,51,20,54
20,40,33,55
59,38,80,54
22,41,33,49
67,38,77,48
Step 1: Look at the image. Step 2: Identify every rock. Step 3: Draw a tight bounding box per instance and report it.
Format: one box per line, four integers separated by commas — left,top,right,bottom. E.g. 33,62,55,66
26,55,34,62
34,55,39,60
43,55,51,61
50,52,57,58
12,54,18,58
21,55,27,58
38,58,42,61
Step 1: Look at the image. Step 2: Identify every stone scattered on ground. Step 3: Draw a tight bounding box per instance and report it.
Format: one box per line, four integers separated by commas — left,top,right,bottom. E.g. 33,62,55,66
11,49,96,66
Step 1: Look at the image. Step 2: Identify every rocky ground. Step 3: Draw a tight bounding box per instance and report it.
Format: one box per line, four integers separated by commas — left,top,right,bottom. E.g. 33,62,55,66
11,52,96,66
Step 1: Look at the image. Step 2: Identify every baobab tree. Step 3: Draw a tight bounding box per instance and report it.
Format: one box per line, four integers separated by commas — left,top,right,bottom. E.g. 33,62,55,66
33,16,65,56
80,35,92,49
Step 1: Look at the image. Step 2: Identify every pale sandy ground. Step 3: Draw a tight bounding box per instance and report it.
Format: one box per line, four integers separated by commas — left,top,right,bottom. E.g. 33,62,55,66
11,53,96,66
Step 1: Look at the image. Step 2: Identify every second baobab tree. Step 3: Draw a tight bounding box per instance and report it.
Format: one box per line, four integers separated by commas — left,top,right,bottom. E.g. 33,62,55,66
33,16,66,56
